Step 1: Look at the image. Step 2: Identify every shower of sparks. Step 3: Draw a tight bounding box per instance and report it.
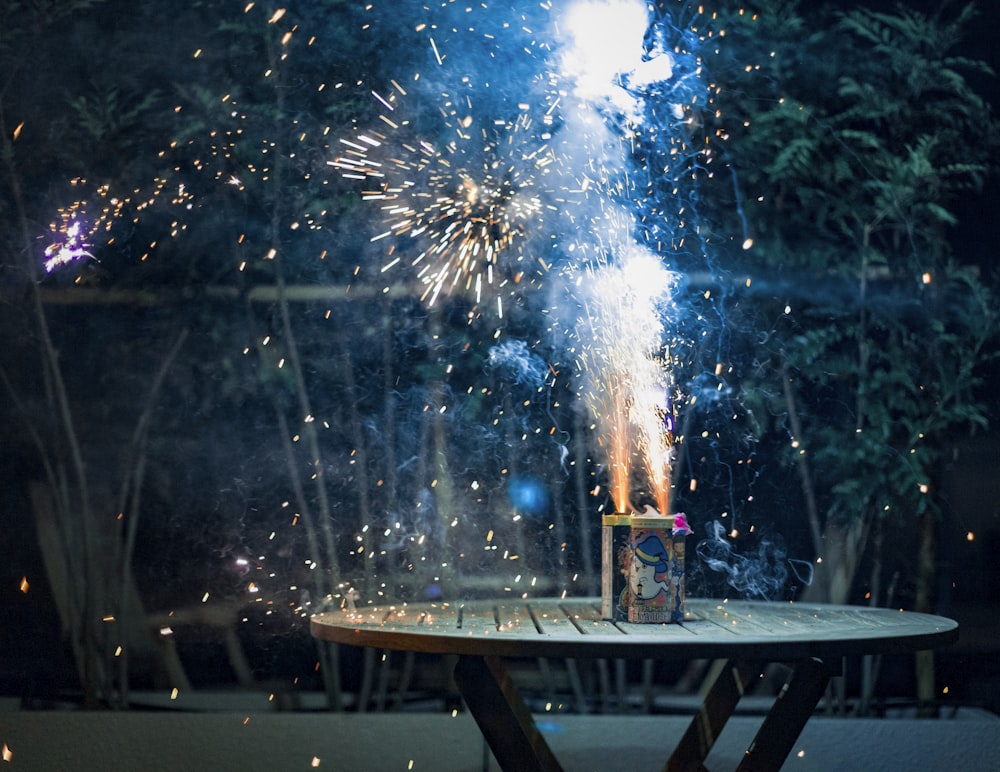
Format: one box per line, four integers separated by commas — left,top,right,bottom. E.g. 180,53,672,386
42,180,116,274
554,0,717,254
326,0,723,318
41,175,195,276
319,0,725,527
556,0,723,518
330,79,560,315
576,246,679,515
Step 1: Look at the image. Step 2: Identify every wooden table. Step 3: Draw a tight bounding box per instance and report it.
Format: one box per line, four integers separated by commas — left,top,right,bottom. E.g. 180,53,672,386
311,597,958,771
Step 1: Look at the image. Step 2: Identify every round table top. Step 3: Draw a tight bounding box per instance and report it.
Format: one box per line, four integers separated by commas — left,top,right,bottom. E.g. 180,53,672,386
311,597,958,661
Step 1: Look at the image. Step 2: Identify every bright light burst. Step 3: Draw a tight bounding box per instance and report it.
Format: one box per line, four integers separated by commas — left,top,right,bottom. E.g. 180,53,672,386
557,0,718,260
330,78,559,315
561,0,652,102
555,0,720,518
42,179,118,274
44,216,94,274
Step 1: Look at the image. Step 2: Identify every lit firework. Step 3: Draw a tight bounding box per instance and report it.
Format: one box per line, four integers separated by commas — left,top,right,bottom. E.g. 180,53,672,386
330,75,560,316
576,245,679,515
560,0,725,518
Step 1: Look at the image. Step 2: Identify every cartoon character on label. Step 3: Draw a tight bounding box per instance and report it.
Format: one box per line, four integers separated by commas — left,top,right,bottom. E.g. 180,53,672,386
630,533,671,603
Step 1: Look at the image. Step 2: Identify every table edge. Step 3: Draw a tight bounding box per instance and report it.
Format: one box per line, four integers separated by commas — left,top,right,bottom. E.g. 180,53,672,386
310,598,959,660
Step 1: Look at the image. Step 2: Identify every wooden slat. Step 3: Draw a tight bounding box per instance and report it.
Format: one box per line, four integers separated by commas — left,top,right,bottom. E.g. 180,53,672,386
563,616,624,636
497,601,539,635
530,602,598,636
556,600,626,637
617,621,700,640
684,602,779,637
455,603,501,636
730,603,821,635
559,598,603,621
761,603,875,633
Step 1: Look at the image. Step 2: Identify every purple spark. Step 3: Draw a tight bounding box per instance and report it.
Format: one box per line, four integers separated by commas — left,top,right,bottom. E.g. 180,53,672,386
44,219,94,273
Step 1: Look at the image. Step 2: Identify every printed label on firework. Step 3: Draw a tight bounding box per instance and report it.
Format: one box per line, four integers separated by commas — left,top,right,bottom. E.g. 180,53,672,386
626,512,685,623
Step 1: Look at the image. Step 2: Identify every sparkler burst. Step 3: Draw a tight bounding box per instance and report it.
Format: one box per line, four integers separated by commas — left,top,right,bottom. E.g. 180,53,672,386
44,216,94,274
328,1,721,316
42,179,121,275
330,77,561,315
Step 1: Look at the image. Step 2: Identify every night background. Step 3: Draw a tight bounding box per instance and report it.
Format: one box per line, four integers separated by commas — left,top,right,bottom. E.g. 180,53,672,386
2,0,999,741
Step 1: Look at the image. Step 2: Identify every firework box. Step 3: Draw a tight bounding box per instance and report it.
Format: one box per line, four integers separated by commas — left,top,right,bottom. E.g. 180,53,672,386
627,512,684,624
601,513,631,621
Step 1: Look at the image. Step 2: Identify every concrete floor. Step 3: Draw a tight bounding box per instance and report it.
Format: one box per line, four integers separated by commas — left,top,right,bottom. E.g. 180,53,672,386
1,706,997,771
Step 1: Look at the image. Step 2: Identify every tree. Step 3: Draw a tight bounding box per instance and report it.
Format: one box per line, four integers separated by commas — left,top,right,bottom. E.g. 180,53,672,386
0,1,206,706
702,0,998,706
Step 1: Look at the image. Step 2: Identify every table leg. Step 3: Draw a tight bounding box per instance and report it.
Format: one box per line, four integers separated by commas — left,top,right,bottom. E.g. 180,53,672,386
665,658,761,772
452,654,563,772
735,657,834,772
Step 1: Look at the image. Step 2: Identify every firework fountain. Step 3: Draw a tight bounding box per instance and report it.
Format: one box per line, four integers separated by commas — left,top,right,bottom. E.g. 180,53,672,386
326,0,714,619
556,0,703,621
334,2,707,468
